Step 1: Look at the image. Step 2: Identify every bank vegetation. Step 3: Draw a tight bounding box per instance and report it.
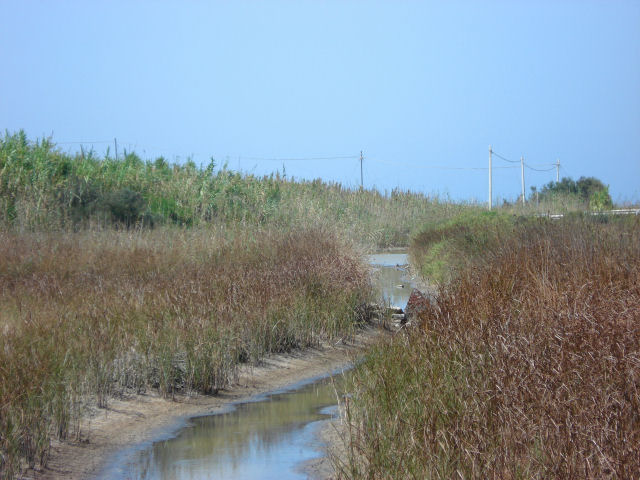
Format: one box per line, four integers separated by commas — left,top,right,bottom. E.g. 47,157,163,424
339,215,639,479
0,131,470,248
0,226,372,478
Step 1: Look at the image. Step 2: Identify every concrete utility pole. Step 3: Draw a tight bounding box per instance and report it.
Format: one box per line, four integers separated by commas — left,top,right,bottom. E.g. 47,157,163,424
488,145,493,210
360,150,364,190
114,138,119,160
556,158,560,182
520,156,526,206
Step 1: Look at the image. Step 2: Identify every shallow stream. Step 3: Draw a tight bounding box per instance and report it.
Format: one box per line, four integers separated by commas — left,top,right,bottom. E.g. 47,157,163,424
100,253,412,479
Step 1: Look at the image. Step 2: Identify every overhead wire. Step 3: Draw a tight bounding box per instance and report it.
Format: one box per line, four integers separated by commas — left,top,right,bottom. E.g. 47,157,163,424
239,154,359,162
525,164,556,172
51,140,561,183
492,151,520,164
368,157,518,171
559,165,574,179
56,140,113,145
494,149,557,171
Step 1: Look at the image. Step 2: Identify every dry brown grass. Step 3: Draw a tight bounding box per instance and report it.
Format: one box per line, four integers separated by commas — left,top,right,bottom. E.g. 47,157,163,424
0,226,371,478
339,216,640,479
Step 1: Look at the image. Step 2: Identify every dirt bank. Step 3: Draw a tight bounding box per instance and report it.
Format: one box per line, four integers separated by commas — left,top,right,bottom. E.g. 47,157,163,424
303,414,350,480
23,327,384,480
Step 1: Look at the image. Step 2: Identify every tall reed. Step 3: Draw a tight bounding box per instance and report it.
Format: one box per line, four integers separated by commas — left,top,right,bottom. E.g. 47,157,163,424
0,131,472,247
339,216,640,479
0,226,371,478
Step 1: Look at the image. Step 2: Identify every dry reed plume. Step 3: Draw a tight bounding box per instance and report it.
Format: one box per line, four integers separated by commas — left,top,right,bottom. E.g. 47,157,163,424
0,226,371,478
339,217,640,479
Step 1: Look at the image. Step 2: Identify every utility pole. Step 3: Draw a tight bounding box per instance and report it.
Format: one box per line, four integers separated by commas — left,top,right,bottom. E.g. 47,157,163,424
114,138,119,160
520,156,526,206
360,150,364,190
488,145,493,210
556,158,560,182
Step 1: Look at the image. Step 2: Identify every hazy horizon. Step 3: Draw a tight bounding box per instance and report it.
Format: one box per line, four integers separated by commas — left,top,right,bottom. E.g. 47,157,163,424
1,1,638,203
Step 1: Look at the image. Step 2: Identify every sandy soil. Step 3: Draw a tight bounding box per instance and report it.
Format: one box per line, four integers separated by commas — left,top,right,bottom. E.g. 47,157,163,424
302,414,350,480
21,327,384,480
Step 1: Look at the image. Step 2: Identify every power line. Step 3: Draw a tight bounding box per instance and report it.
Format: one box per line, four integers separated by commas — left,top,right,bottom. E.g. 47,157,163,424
239,154,359,162
368,158,518,171
492,151,520,164
56,140,113,145
54,139,360,163
493,150,557,170
525,162,556,167
525,164,556,172
51,140,563,191
559,165,575,179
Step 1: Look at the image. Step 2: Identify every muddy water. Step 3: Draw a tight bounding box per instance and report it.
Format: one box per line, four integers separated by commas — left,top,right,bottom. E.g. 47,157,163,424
105,375,345,479
367,252,412,308
101,253,412,480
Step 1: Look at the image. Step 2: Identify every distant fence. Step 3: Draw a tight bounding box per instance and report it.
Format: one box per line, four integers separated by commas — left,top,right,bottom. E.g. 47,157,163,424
535,209,640,220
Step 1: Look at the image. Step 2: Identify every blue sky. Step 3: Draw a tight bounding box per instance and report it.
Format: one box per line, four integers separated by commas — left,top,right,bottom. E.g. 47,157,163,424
1,1,639,203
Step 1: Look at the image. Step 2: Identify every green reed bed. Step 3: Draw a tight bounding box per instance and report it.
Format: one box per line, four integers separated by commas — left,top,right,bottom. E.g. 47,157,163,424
0,131,470,247
0,226,371,478
409,210,516,283
338,216,640,479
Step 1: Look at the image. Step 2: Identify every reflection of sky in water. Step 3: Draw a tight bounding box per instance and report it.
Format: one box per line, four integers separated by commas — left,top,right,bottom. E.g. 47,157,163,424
368,253,413,308
110,378,341,480
367,253,408,267
103,254,415,480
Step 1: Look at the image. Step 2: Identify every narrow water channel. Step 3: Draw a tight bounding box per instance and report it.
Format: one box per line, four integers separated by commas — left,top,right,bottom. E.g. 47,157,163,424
100,253,412,480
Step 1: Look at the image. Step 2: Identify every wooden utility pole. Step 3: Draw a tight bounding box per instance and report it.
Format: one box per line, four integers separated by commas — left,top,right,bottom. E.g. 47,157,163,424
520,156,525,206
556,158,560,182
360,150,364,190
488,145,493,209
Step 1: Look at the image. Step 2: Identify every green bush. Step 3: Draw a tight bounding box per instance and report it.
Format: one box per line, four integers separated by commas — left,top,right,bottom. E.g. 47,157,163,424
0,131,472,246
410,210,518,283
100,188,146,226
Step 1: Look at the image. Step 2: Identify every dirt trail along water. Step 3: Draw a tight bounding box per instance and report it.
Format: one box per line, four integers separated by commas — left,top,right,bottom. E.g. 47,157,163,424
99,252,413,480
103,375,346,480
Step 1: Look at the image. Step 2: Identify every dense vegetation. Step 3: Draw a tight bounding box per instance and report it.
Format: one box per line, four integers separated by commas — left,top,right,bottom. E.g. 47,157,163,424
339,215,640,479
0,130,470,478
1,131,633,478
409,210,516,283
0,131,470,248
530,176,613,211
0,226,372,477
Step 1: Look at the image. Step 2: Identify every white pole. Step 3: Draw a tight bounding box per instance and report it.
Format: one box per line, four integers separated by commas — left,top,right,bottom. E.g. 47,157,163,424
360,150,364,190
521,156,525,206
488,146,493,210
556,158,560,182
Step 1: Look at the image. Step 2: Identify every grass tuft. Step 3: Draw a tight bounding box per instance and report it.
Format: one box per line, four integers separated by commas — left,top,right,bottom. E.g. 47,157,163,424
340,216,640,479
0,226,371,478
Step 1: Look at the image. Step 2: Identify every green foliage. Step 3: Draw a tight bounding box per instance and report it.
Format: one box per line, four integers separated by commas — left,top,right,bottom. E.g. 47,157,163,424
410,210,519,283
341,217,640,479
589,185,613,211
537,176,612,208
0,131,472,246
0,227,372,477
100,188,147,226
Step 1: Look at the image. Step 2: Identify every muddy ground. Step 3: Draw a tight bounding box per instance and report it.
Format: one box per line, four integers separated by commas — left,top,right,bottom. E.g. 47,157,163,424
23,327,385,480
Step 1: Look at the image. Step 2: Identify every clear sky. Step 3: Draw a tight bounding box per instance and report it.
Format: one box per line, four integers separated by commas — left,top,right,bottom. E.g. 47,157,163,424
1,1,639,203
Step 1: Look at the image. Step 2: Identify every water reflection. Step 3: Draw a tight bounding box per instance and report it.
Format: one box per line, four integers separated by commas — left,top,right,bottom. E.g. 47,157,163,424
104,253,413,480
367,253,411,307
114,378,341,480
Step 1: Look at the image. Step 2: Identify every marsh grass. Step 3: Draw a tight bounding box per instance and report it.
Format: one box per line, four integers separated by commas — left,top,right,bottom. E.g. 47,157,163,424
339,216,640,479
0,226,371,478
409,210,517,283
0,131,471,247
